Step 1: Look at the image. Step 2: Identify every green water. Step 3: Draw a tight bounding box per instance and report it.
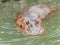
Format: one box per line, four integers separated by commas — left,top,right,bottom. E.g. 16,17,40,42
0,0,60,45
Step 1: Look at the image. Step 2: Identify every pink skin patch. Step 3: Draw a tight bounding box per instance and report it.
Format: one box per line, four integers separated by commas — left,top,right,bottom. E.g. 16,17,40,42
16,5,56,35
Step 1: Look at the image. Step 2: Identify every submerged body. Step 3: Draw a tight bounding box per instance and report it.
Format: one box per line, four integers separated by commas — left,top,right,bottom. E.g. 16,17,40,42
16,5,56,35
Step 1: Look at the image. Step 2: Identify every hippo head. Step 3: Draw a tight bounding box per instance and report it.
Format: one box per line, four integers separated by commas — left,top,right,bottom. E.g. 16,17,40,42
16,5,56,35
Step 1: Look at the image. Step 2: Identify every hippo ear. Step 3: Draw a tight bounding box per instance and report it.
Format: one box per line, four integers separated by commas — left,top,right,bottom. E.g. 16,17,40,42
49,5,57,15
48,5,56,12
50,6,56,11
17,15,24,19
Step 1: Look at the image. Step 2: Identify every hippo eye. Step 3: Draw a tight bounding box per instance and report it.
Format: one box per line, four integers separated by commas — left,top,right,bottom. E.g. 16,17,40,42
26,21,29,25
35,21,39,26
20,25,22,28
36,21,39,24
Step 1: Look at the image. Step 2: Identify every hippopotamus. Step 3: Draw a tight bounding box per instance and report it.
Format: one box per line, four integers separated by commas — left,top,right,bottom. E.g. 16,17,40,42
16,5,56,35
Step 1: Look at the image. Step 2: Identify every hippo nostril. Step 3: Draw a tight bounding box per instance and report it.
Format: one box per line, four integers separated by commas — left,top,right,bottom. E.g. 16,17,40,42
30,24,33,27
28,24,33,28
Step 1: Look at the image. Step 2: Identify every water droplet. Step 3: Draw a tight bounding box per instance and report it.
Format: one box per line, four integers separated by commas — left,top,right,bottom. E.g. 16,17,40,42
46,23,48,24
1,31,5,34
52,26,55,28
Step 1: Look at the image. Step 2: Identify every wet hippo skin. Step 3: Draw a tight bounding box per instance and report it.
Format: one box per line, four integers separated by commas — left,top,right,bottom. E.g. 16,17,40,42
16,5,56,35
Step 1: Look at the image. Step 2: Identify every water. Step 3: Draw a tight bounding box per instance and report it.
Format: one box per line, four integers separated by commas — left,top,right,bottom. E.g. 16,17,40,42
0,0,60,45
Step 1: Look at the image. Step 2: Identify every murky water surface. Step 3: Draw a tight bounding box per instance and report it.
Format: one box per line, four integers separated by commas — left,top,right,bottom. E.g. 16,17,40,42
0,0,60,45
